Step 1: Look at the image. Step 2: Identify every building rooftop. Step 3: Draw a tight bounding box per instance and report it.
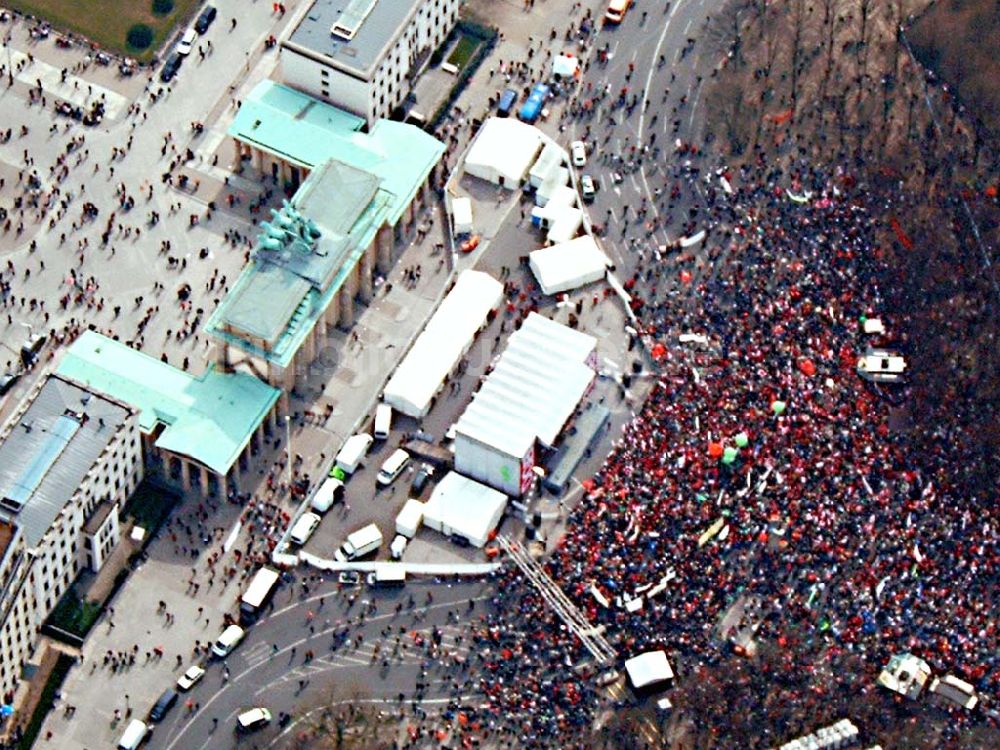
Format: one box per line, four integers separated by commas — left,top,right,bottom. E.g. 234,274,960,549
207,161,394,367
0,375,132,548
284,0,424,80
56,332,281,477
229,81,444,226
455,313,597,457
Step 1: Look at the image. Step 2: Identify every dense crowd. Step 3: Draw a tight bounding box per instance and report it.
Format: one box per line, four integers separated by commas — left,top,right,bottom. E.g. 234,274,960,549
467,153,999,749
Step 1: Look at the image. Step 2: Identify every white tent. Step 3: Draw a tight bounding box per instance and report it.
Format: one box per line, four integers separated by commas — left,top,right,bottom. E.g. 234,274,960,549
455,313,596,495
464,117,543,187
383,271,503,417
624,650,674,691
422,472,507,548
529,235,610,295
529,142,566,189
452,196,473,236
545,206,584,244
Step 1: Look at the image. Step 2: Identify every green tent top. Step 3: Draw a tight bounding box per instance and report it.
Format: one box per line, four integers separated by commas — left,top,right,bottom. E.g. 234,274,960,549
57,331,281,476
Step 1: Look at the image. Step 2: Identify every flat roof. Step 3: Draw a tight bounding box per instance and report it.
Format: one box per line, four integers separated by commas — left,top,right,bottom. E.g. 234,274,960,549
56,332,281,476
229,81,444,226
285,0,425,80
83,500,116,536
455,313,596,457
0,375,132,548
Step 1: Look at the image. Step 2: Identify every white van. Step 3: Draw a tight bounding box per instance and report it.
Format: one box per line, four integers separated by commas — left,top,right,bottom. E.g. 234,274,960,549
289,512,322,546
211,624,245,658
373,403,392,440
334,523,383,562
310,478,344,514
336,433,374,474
390,534,409,560
118,719,150,750
377,449,410,486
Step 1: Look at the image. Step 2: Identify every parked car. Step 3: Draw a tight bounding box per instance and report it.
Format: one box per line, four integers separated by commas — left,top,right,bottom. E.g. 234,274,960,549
377,449,411,486
194,5,217,34
571,140,587,167
497,88,518,117
176,664,205,691
580,174,596,203
148,688,178,722
411,464,434,495
176,29,196,55
236,707,271,732
159,52,182,83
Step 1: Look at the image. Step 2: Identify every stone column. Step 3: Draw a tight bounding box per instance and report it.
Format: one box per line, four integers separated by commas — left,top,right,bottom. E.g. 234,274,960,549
359,245,375,303
199,467,211,496
338,286,355,328
180,459,191,492
377,225,392,272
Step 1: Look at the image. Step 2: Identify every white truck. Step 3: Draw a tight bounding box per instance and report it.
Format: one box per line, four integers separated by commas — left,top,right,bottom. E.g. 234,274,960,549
334,523,383,562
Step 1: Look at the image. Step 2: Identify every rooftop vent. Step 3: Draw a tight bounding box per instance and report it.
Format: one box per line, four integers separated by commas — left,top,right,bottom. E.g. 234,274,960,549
330,0,377,41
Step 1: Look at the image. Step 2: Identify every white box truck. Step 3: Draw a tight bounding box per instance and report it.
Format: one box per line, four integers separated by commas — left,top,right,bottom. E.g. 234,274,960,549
336,433,373,474
395,498,425,538
334,523,383,562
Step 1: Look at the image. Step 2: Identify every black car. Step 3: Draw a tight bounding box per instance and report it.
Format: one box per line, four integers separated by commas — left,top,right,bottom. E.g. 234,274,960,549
0,372,20,397
195,5,217,34
411,464,434,495
160,53,182,82
148,688,178,722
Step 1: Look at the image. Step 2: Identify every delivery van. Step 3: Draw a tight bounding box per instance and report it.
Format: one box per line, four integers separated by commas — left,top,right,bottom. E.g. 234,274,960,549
289,512,321,546
335,433,374,474
335,523,383,562
118,719,150,750
310,477,344,513
367,566,407,588
377,449,410,486
374,403,392,439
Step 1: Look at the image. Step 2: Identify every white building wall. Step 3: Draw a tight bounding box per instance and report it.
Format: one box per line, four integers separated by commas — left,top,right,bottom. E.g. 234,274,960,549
282,0,461,126
0,412,142,700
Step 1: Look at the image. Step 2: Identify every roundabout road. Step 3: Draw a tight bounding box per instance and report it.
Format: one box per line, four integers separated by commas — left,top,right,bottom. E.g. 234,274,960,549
149,577,494,750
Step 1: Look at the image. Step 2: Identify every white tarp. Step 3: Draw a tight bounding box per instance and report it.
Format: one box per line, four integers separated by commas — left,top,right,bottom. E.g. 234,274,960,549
552,53,580,80
422,472,507,548
455,312,596,466
529,235,610,295
452,196,473,236
624,650,674,690
384,271,503,417
464,117,543,187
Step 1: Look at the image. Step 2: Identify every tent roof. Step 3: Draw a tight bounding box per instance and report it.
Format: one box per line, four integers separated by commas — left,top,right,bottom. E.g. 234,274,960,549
423,472,507,542
529,235,610,295
455,313,595,457
464,117,543,184
624,650,674,690
383,271,503,417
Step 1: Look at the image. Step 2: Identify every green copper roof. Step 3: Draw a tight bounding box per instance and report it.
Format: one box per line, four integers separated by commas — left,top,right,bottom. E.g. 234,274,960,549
56,332,280,476
229,81,444,224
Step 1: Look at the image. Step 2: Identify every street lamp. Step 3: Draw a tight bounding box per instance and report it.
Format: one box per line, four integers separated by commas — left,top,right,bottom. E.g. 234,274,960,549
284,414,292,498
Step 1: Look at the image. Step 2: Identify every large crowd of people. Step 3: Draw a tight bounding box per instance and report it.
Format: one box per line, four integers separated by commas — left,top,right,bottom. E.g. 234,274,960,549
462,150,999,748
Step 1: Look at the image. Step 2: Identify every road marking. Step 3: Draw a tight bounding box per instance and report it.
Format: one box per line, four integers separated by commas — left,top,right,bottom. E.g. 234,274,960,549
222,520,241,553
164,594,492,750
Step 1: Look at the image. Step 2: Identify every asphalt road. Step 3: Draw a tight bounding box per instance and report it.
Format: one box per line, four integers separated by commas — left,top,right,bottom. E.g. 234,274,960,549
148,576,492,749
568,0,726,279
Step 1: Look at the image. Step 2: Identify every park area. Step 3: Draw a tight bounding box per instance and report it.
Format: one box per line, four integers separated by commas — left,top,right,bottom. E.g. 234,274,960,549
6,0,199,60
